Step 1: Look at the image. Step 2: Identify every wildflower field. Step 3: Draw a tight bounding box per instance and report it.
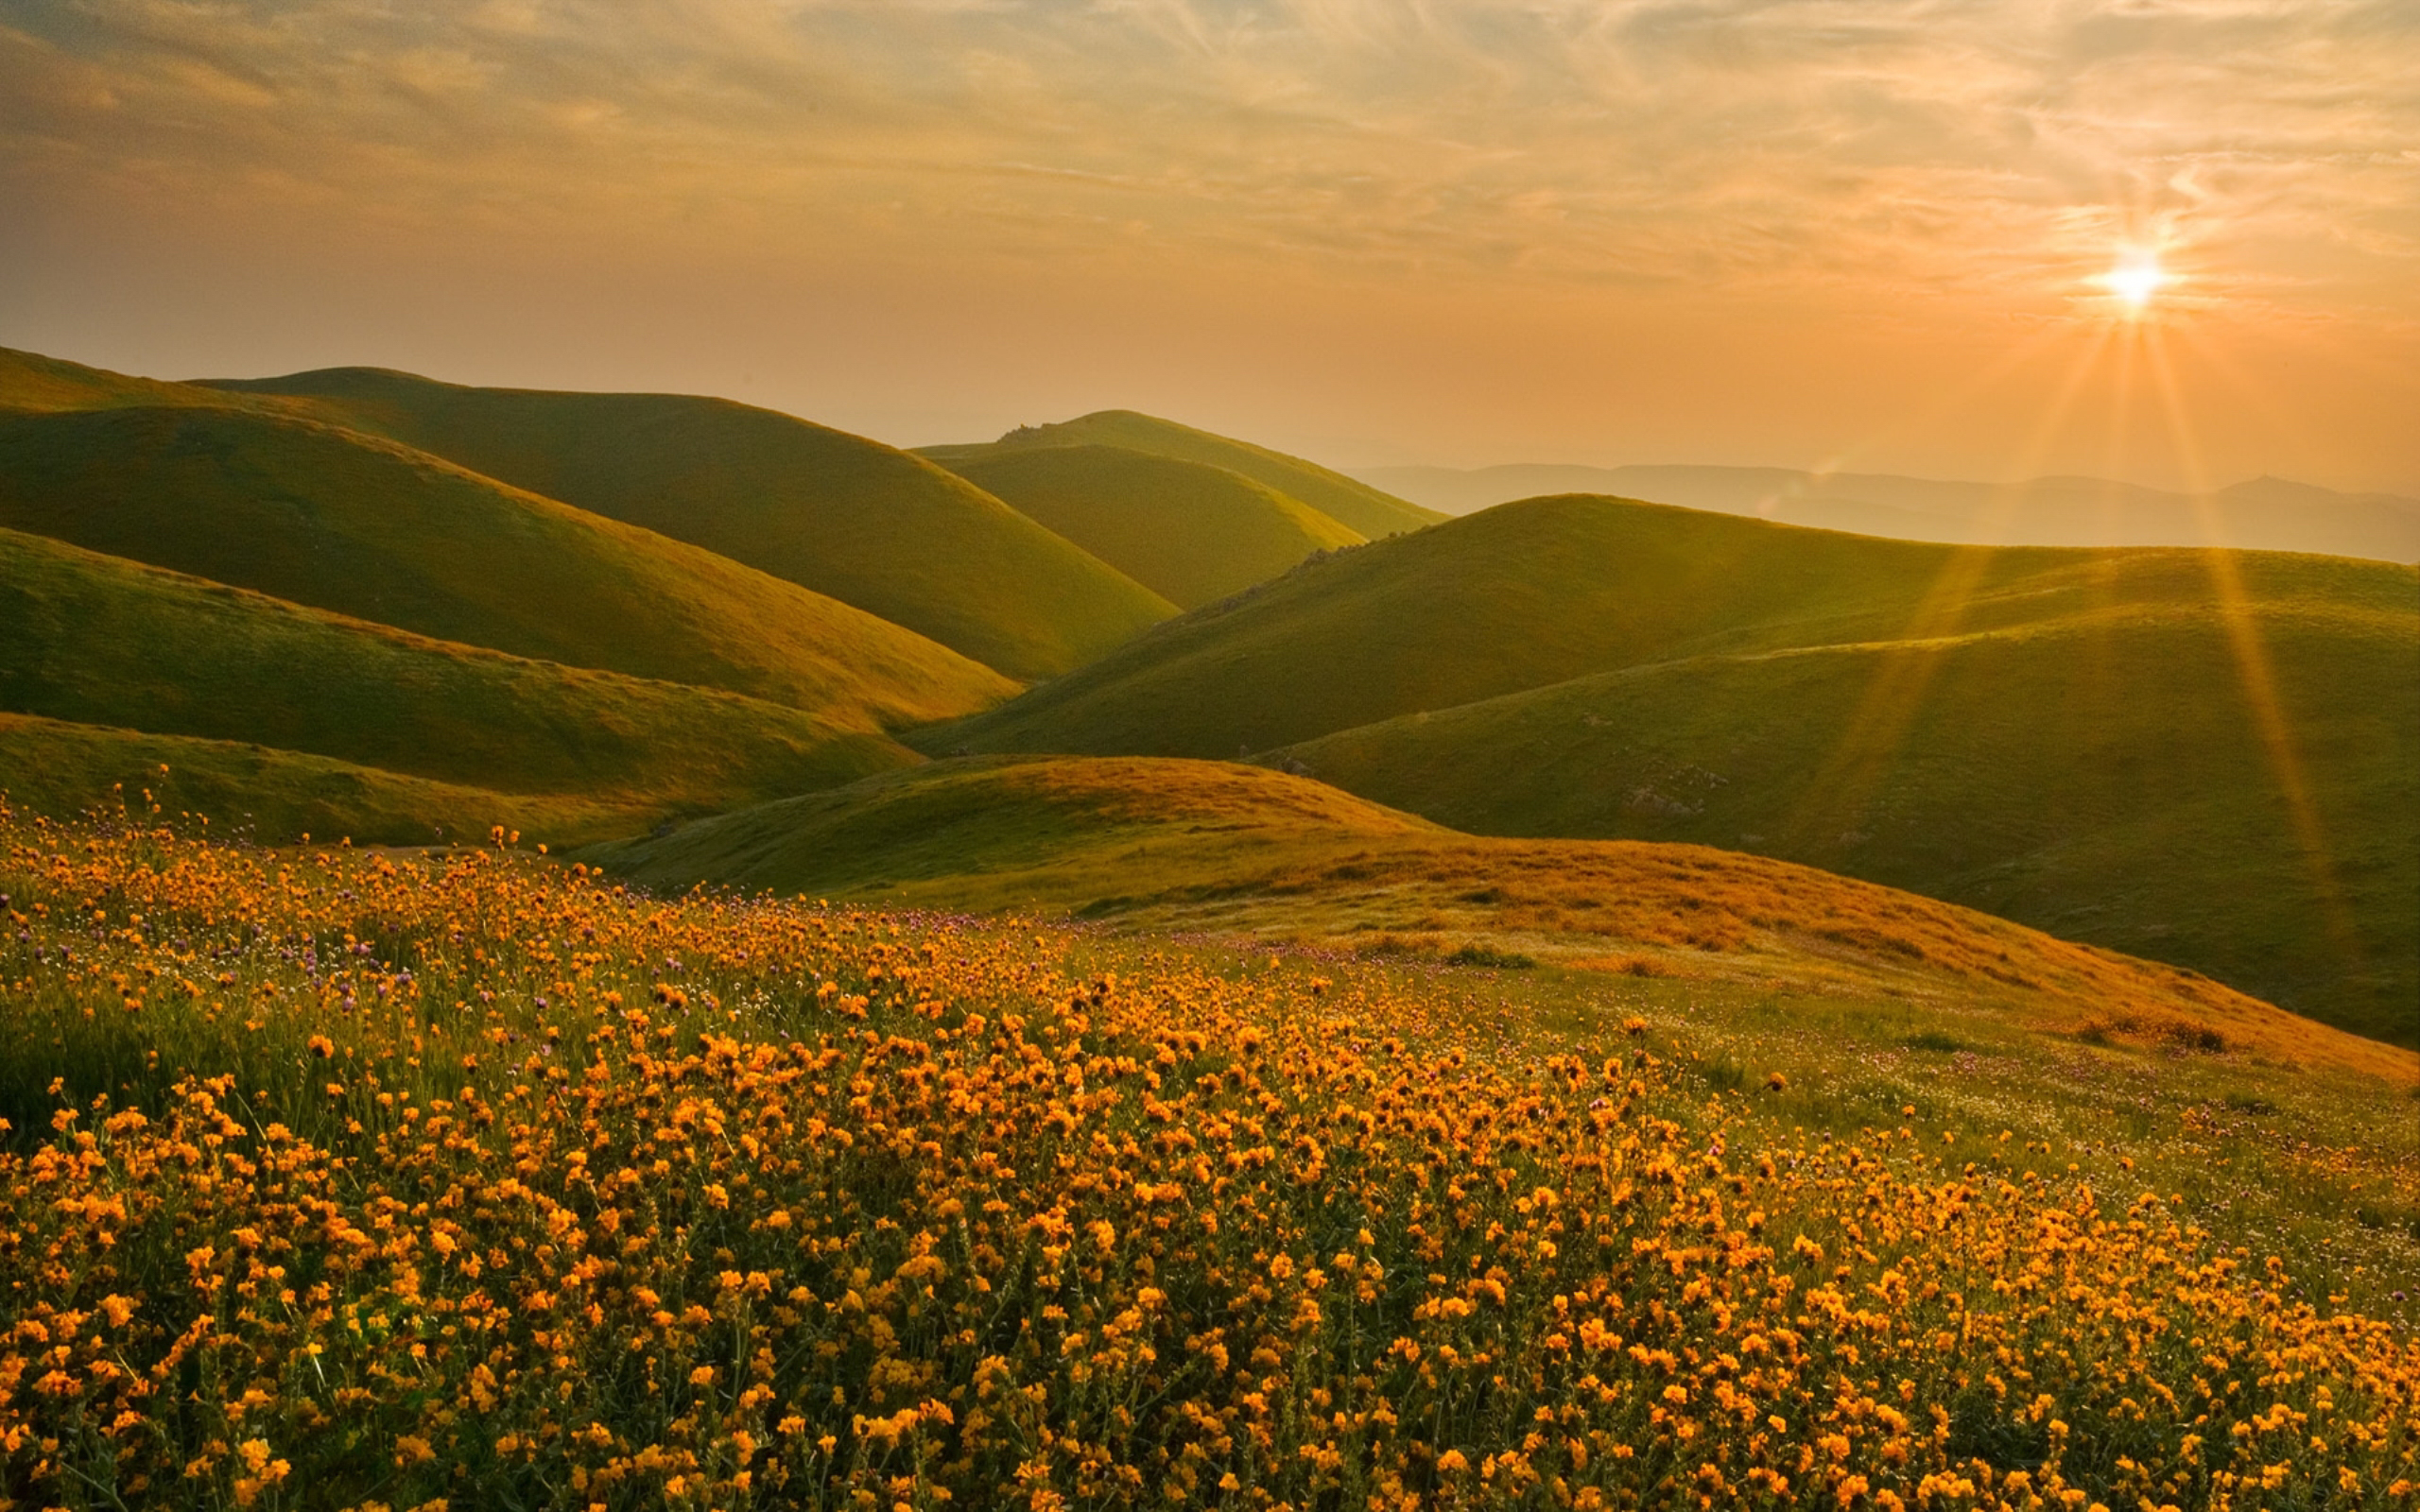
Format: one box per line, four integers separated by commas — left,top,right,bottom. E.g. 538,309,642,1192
2,805,2416,1510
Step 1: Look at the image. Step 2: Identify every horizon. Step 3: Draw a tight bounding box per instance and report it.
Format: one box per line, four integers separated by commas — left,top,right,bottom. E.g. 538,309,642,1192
5,2,2416,496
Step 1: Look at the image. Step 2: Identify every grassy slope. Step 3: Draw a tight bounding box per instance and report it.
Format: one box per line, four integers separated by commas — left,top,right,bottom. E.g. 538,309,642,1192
1277,573,2418,1045
930,496,1986,757
202,368,1174,680
0,404,1015,727
927,498,2417,1044
936,445,1364,609
583,755,2412,1085
0,525,917,824
0,344,296,416
0,713,646,846
919,409,1441,540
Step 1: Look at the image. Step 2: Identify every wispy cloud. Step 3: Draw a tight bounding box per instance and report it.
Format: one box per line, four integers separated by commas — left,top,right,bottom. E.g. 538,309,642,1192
5,0,2411,304
1,0,2413,484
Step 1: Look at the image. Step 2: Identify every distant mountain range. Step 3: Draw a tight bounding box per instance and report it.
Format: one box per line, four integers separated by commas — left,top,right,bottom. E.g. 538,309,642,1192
1352,462,2420,563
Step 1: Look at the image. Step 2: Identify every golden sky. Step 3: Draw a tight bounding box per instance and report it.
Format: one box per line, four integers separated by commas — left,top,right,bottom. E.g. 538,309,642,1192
3,0,2415,490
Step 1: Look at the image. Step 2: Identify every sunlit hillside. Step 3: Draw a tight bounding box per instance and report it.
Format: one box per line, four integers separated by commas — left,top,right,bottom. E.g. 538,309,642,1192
0,526,914,836
205,368,1179,679
584,754,2411,1084
925,497,2420,1043
920,407,1442,540
936,443,1365,609
5,816,2412,1508
0,403,1016,726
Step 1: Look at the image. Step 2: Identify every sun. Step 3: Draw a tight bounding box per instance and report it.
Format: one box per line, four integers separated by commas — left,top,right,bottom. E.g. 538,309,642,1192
2096,251,2171,317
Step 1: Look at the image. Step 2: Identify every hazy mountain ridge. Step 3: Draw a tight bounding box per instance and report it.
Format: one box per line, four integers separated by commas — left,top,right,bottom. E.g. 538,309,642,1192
1356,460,2420,562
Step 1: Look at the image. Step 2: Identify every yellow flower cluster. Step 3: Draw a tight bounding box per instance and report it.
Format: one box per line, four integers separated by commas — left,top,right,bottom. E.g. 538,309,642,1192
1,815,2414,1509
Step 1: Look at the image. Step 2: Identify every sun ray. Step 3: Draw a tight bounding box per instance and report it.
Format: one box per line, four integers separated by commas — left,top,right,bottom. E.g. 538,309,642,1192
1776,323,2118,853
2139,321,2363,968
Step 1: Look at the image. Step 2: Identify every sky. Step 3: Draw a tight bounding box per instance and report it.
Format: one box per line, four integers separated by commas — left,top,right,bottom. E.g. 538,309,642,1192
2,0,2415,493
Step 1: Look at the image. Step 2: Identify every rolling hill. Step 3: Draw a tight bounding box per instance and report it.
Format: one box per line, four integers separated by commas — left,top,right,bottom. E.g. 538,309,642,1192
925,496,1983,756
933,444,1364,609
918,409,1442,540
199,368,1177,679
0,525,919,838
583,755,2413,1084
0,404,1017,727
922,497,2419,1043
1358,460,2420,562
0,713,635,845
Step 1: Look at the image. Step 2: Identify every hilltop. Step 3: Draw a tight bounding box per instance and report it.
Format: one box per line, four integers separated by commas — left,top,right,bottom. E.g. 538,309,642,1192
586,754,2412,1083
1359,459,2420,562
0,525,915,839
933,444,1364,609
0,403,1015,727
923,497,2419,1042
201,368,1177,679
919,408,1441,540
925,496,1970,756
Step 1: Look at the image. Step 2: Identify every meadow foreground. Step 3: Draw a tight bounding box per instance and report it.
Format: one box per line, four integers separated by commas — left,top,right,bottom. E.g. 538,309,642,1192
3,810,2415,1510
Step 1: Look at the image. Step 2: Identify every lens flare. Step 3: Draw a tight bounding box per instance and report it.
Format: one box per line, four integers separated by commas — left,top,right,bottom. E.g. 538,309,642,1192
2098,252,2170,316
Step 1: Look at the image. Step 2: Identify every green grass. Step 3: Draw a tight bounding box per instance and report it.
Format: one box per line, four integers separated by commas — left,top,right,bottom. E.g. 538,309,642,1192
0,404,1016,727
0,713,651,845
1278,590,2418,1045
925,497,2419,1045
918,408,1442,540
581,753,2415,1086
202,367,1176,679
936,444,1364,609
0,524,918,827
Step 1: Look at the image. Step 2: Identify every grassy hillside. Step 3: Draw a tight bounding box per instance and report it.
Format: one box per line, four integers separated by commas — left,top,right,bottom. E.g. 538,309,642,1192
0,713,650,845
926,498,2417,1043
935,444,1364,609
1277,579,2417,1045
201,368,1176,679
920,408,1441,540
584,754,2411,1083
0,344,296,417
929,496,1996,756
0,525,918,826
0,404,1016,726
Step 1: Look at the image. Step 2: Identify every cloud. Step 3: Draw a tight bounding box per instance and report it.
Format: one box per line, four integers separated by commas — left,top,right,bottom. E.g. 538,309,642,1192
3,0,2409,307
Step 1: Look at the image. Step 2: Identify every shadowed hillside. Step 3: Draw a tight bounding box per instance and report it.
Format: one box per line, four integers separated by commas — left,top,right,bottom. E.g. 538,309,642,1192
584,755,2412,1084
0,404,1016,726
927,496,1985,756
0,526,916,825
935,444,1364,609
202,368,1177,679
920,408,1440,540
0,713,646,845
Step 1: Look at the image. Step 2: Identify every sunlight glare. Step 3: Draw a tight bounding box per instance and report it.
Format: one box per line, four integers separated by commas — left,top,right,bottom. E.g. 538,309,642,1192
2099,252,2171,317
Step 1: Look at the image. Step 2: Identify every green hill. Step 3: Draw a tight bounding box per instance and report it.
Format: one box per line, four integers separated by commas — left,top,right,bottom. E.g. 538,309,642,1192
0,344,294,417
0,713,644,845
1275,590,2419,1046
928,496,1982,756
925,497,2418,1043
199,368,1177,679
0,404,1014,727
934,444,1364,609
0,525,918,832
583,755,2412,1085
918,409,1441,540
